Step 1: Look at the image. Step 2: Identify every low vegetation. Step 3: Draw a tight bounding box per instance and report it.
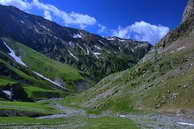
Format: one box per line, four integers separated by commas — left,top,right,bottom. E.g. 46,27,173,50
4,38,83,82
0,116,139,129
0,100,60,115
63,46,194,114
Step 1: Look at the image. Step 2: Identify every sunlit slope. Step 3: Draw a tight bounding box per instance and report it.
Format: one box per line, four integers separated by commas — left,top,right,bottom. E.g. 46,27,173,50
3,38,83,82
73,15,194,113
0,38,84,100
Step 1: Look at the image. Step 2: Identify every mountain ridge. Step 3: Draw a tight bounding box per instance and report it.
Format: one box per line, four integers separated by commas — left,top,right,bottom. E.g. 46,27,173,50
0,4,152,83
0,1,193,128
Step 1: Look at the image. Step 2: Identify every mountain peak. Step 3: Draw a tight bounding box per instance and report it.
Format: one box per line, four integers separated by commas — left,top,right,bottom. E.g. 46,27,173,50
182,0,194,23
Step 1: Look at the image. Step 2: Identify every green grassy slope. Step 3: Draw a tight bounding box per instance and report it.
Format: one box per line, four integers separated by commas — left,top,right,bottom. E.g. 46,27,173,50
0,116,139,129
0,41,72,100
3,38,83,82
0,37,86,101
0,56,66,100
0,100,61,115
66,17,194,114
0,77,17,86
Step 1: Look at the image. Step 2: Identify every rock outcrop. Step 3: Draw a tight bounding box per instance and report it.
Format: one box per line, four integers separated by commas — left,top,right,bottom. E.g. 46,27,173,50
182,0,194,23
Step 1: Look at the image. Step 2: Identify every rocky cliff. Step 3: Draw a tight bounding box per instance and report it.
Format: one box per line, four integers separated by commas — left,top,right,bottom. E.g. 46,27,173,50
182,0,194,23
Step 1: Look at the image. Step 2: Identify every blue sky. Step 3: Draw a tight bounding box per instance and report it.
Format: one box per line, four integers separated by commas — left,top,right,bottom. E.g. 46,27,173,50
0,0,188,44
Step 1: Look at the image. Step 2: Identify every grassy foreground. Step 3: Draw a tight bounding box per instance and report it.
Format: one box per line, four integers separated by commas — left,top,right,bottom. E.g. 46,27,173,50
0,116,139,129
0,100,61,115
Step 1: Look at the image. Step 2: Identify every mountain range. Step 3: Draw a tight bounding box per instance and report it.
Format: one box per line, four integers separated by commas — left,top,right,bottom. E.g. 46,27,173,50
0,5,151,84
0,0,193,128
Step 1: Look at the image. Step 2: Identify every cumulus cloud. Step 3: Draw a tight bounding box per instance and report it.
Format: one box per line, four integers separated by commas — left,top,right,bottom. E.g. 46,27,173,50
0,1,169,40
113,21,170,44
97,24,107,33
0,0,30,10
43,10,52,21
0,0,96,28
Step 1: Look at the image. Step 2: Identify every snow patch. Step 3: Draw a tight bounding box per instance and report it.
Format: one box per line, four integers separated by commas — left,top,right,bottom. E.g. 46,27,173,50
119,47,121,51
37,114,67,119
86,47,90,55
95,45,102,50
33,71,64,89
68,41,74,47
177,122,194,126
93,52,101,55
93,52,101,59
107,37,126,42
2,41,27,66
2,90,12,99
73,33,82,39
68,50,79,61
177,46,185,51
78,45,85,52
119,115,126,118
39,24,51,32
2,90,12,96
107,37,115,41
34,26,41,33
20,20,24,24
119,39,126,42
130,48,134,53
53,36,59,40
98,40,104,44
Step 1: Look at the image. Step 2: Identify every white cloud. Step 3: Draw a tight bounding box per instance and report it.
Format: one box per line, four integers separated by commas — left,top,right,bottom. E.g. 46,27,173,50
0,0,30,10
43,10,52,21
31,0,96,28
0,0,96,28
98,24,106,33
113,21,170,44
0,1,169,40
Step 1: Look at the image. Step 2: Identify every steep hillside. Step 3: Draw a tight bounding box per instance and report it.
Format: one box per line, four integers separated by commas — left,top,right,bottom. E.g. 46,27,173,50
0,38,84,101
0,53,65,101
2,38,85,90
71,1,194,114
0,5,151,81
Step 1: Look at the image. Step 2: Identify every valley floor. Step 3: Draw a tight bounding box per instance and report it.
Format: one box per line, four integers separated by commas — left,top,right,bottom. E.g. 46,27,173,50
1,100,194,129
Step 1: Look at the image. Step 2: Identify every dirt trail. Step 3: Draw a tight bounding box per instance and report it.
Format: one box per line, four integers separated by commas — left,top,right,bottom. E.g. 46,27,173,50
37,102,194,129
37,102,87,119
118,113,194,129
2,101,194,129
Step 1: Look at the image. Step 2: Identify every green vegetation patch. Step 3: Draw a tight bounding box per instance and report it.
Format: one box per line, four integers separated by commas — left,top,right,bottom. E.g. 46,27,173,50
0,101,60,114
24,86,67,100
3,38,83,82
0,116,139,129
0,117,67,126
81,117,139,129
0,59,55,90
0,77,17,87
67,48,194,113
